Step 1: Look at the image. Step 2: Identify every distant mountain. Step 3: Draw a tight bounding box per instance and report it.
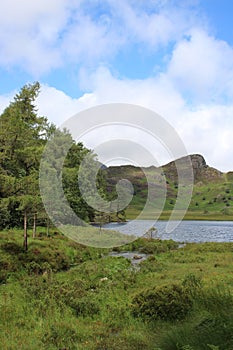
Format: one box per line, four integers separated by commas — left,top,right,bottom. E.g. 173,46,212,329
104,154,233,219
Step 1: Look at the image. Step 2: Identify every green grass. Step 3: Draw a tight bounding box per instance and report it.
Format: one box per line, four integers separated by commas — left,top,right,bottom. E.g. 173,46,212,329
126,208,233,220
0,229,233,349
61,224,136,248
124,173,233,220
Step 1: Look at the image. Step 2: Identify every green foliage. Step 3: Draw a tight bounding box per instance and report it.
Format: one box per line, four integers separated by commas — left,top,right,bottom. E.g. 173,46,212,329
40,317,82,349
158,286,233,350
0,83,112,241
131,283,193,322
182,273,203,298
0,230,233,349
139,239,179,254
70,297,100,317
114,238,179,253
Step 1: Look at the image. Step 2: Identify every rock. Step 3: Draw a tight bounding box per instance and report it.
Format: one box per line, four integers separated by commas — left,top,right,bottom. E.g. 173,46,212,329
133,255,143,260
191,154,207,170
100,277,108,282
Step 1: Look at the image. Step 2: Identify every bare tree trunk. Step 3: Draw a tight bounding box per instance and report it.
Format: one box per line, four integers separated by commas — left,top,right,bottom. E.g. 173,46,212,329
23,211,28,251
33,213,36,238
117,201,120,222
46,219,49,237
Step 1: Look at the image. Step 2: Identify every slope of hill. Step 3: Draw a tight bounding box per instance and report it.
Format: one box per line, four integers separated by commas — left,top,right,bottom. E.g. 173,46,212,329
105,154,233,220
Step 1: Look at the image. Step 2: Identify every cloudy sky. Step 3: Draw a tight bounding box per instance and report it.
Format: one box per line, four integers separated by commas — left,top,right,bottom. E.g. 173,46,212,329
0,0,233,171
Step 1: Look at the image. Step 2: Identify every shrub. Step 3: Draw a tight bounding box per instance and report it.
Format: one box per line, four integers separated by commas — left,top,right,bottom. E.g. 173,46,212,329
24,247,71,272
182,273,203,298
158,286,233,350
0,271,8,284
1,242,24,254
131,284,192,322
42,322,80,349
139,256,164,273
25,261,52,275
139,240,178,254
70,297,100,317
0,253,18,278
93,332,152,350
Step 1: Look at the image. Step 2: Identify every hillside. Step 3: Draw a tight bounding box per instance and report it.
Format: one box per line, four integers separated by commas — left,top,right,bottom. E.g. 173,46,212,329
105,154,233,220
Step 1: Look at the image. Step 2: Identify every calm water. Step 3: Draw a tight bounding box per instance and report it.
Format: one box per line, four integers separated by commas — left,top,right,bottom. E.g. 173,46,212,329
104,220,233,243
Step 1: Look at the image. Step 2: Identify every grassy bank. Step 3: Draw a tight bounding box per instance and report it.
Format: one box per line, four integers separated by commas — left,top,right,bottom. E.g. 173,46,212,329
0,228,233,349
126,208,233,221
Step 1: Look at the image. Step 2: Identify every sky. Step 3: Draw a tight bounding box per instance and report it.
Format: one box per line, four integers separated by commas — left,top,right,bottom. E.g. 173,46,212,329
0,0,233,171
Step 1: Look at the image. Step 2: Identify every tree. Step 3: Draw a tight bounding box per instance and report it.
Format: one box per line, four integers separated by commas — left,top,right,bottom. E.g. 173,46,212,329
0,82,51,177
94,210,109,233
0,82,52,249
0,82,112,246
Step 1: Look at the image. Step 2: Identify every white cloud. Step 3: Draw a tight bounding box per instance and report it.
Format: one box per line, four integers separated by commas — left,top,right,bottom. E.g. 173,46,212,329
0,0,67,74
110,0,202,48
1,67,233,172
0,91,15,114
61,12,123,65
78,67,185,117
0,0,204,75
36,69,233,172
178,104,233,171
168,29,233,102
37,85,84,125
0,1,233,172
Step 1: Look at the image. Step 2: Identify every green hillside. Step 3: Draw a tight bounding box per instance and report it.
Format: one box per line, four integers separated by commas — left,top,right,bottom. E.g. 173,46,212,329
105,155,233,220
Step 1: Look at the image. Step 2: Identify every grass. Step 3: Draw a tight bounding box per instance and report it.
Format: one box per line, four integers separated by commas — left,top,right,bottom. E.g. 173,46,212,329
0,228,233,349
61,224,136,248
123,173,233,221
126,208,233,220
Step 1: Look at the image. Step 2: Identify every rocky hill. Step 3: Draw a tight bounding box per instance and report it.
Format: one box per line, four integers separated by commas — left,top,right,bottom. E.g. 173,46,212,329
104,154,233,218
105,154,224,189
162,154,224,183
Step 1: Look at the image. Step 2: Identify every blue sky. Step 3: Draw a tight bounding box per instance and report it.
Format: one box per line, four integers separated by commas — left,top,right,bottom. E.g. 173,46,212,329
0,0,233,171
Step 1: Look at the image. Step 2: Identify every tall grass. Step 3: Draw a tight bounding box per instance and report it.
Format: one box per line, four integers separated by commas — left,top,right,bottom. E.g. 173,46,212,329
158,285,233,350
0,229,233,349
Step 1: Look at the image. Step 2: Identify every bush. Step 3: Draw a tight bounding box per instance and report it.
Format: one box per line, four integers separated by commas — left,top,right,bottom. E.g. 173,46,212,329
139,256,164,273
0,271,8,284
25,261,52,275
158,286,233,350
42,321,80,349
182,273,203,298
139,240,178,254
20,247,71,272
131,284,192,322
0,253,18,278
70,297,100,317
1,242,24,254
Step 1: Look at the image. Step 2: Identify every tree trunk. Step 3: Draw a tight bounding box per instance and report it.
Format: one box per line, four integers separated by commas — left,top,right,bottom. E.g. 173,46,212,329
33,213,36,238
23,211,28,251
46,219,49,237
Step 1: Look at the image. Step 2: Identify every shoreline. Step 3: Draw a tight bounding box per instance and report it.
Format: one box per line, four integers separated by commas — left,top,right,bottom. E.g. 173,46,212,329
125,210,233,221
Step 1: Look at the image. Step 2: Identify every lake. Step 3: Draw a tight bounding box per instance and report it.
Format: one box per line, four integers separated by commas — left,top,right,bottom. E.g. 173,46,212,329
104,220,233,243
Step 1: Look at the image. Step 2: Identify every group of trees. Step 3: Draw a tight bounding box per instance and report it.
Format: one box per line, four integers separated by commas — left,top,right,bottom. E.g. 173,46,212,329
0,82,124,249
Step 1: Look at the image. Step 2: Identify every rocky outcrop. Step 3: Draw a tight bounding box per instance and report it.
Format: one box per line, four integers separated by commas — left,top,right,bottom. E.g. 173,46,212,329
190,154,223,182
190,154,207,174
163,154,223,183
105,154,225,193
